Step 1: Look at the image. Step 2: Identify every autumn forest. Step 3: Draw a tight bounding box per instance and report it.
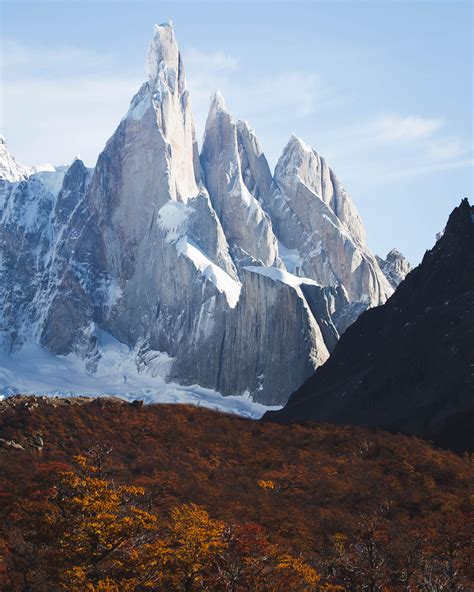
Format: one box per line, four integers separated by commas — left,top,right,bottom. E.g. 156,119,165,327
0,396,472,591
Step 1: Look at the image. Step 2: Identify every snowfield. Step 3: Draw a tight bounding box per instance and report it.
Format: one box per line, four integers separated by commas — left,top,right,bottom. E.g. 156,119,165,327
0,334,281,419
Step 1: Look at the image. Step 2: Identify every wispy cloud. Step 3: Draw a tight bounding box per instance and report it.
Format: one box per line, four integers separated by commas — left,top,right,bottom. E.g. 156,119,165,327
1,40,115,78
312,112,472,187
1,40,141,166
183,45,338,152
362,114,444,142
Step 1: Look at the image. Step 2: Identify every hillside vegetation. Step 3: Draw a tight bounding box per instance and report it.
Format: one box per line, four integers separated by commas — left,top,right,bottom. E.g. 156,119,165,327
0,396,472,591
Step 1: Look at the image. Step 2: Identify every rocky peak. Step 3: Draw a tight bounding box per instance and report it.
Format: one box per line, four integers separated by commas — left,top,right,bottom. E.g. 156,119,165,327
208,90,226,115
275,134,366,245
201,93,279,268
376,249,412,289
146,22,182,90
261,135,391,311
89,23,203,265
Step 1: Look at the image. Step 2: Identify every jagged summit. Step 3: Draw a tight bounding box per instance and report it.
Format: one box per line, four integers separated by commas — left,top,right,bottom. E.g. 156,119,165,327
376,248,411,289
285,133,313,154
146,22,180,84
120,24,200,206
259,130,391,313
201,92,280,268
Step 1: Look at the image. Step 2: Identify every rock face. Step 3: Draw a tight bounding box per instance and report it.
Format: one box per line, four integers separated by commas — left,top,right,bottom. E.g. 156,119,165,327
265,199,474,451
0,23,393,406
376,249,411,289
0,158,91,353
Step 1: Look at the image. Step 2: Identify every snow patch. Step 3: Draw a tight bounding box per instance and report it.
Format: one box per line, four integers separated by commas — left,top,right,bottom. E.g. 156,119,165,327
245,265,319,289
29,163,56,174
158,201,191,242
278,242,304,275
31,166,69,197
100,278,123,310
177,237,241,308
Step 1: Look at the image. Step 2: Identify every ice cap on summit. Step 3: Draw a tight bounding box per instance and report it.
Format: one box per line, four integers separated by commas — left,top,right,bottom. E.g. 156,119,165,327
209,91,227,114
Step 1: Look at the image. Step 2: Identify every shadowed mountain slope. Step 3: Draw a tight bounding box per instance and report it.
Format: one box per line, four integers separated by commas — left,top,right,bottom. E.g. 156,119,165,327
265,199,474,452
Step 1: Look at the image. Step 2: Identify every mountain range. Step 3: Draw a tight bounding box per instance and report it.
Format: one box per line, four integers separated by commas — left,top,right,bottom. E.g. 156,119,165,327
1,23,409,408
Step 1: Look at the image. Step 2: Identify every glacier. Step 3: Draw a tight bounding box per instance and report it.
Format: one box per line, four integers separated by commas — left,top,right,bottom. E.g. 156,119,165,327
0,333,280,419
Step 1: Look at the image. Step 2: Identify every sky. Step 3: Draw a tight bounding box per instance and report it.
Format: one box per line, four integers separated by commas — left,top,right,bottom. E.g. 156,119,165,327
1,0,472,264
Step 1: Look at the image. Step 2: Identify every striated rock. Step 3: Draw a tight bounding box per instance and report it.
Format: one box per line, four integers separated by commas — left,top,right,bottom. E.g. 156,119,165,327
169,266,330,404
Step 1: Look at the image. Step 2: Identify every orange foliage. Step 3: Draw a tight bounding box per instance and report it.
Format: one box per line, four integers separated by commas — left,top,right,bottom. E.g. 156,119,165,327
0,396,472,591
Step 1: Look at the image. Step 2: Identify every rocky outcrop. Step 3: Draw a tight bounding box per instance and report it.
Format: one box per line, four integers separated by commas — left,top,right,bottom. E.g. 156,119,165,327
0,151,92,352
169,266,330,404
265,199,474,451
376,249,411,289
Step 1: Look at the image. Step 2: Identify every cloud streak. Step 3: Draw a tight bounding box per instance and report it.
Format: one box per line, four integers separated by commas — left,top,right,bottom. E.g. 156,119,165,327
362,114,444,142
311,112,472,188
1,40,142,166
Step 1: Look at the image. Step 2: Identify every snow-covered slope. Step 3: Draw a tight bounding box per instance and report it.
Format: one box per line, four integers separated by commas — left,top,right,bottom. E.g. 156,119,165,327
0,23,392,412
0,136,30,182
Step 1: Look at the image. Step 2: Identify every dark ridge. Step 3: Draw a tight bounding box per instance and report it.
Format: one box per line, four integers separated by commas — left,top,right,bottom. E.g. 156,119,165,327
265,199,474,453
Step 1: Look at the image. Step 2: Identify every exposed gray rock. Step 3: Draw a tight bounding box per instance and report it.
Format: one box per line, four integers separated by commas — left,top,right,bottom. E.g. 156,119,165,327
169,266,329,404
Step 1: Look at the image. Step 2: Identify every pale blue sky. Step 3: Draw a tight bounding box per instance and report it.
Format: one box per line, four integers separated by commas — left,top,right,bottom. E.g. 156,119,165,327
1,0,472,264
